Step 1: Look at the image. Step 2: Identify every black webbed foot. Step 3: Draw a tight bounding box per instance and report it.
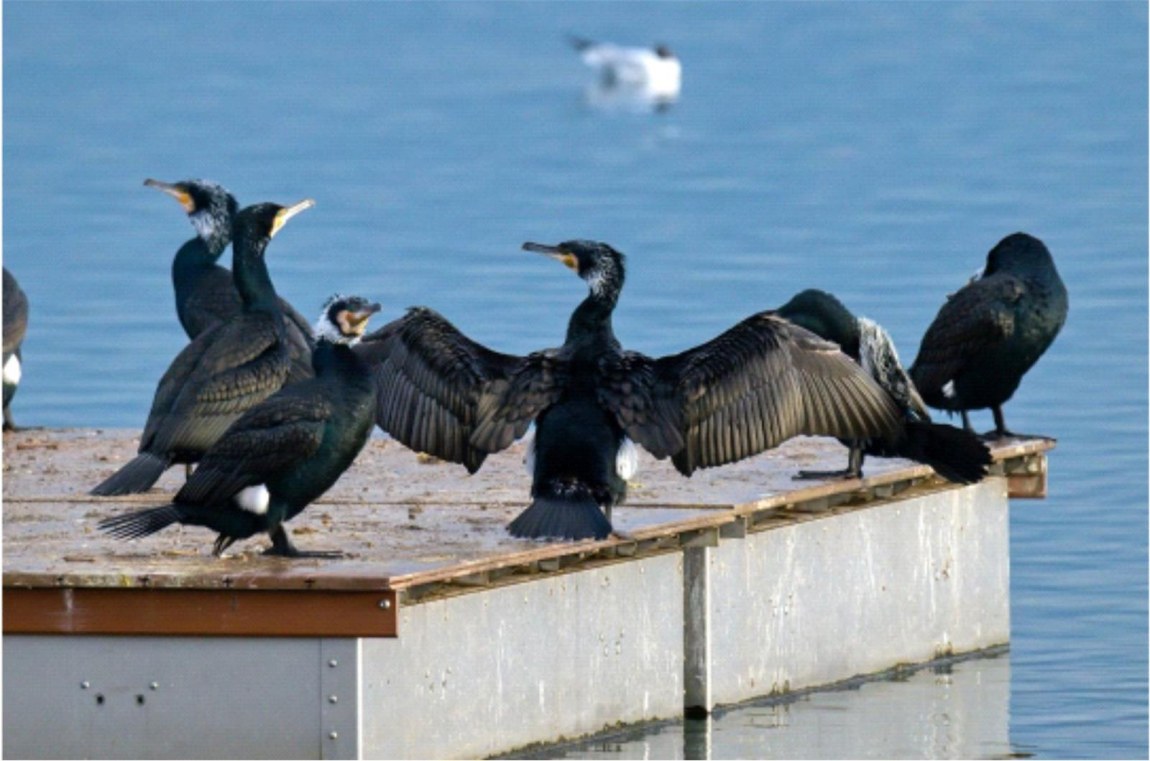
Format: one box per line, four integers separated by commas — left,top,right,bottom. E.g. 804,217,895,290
264,525,342,558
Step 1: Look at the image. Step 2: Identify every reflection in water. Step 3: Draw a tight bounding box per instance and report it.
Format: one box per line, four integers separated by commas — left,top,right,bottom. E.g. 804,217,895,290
582,81,678,115
516,652,1017,760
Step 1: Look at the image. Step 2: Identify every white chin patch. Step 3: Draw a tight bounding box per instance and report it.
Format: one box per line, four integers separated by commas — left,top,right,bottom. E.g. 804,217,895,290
616,437,639,481
235,484,270,515
942,380,957,400
3,354,21,386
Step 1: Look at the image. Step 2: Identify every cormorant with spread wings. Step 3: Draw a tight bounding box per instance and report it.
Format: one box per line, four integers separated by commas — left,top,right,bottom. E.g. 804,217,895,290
359,240,904,541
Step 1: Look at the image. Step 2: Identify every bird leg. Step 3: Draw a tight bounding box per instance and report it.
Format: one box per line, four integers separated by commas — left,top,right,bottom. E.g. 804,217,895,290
794,446,864,481
264,525,343,558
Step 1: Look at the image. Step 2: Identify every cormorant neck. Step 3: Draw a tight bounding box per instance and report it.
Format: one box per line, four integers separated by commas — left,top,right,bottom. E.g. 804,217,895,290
231,230,279,311
312,338,370,379
565,264,623,349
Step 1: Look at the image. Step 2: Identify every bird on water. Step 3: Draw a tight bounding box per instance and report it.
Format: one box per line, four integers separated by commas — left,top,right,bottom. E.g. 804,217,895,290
569,36,681,101
90,199,315,496
360,239,906,541
909,232,1068,438
3,267,29,431
776,289,991,483
99,294,381,557
144,178,315,382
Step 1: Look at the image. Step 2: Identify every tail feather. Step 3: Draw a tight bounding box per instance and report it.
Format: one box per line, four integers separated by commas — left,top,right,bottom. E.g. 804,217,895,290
98,504,185,541
90,452,170,496
896,421,992,484
508,492,612,541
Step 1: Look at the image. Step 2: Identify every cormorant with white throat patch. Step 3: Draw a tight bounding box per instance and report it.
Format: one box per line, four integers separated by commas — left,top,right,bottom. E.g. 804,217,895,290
360,239,906,541
99,294,381,557
144,178,314,381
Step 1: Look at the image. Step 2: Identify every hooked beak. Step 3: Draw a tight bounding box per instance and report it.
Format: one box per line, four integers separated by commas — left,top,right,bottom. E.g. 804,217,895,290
270,198,315,238
523,241,578,271
144,178,195,213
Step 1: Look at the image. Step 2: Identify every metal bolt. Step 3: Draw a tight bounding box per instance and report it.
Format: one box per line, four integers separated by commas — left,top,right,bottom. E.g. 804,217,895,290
329,695,339,704
328,659,339,668
329,731,339,740
80,681,90,690
379,598,392,610
149,682,159,690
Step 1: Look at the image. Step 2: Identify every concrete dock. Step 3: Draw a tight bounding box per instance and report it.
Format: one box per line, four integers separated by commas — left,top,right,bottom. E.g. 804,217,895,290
2,427,1053,759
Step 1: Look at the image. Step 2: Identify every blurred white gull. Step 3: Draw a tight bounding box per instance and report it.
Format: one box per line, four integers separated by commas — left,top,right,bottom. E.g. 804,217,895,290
569,36,681,107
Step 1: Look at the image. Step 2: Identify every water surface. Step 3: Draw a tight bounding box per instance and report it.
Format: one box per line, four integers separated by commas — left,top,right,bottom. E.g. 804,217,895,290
4,3,1146,758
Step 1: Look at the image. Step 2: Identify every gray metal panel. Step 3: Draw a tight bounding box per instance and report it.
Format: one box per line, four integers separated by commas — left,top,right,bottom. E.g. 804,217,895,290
359,553,685,760
3,636,332,759
705,478,1011,707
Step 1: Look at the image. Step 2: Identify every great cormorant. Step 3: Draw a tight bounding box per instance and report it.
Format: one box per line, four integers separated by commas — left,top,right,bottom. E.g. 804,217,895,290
145,178,315,382
776,289,991,483
909,233,1068,438
90,199,314,496
3,267,29,431
360,239,905,541
99,295,381,557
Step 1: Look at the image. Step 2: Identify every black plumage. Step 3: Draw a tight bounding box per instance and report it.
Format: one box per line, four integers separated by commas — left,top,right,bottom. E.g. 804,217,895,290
3,267,29,431
909,233,1068,437
360,239,906,541
777,289,991,483
99,295,381,557
145,178,315,381
91,199,314,496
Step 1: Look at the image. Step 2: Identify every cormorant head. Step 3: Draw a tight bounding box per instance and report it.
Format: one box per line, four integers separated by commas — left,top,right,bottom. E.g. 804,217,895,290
315,294,382,345
144,178,239,250
775,289,860,358
523,239,626,299
983,232,1054,278
233,199,315,252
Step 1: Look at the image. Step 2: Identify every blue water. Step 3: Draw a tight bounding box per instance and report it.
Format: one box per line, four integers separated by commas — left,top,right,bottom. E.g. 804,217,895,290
4,3,1146,758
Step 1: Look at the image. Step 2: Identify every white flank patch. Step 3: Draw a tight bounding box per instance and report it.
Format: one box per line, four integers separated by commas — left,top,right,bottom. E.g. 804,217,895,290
522,430,536,476
235,484,270,515
942,380,957,400
3,354,21,386
616,436,639,481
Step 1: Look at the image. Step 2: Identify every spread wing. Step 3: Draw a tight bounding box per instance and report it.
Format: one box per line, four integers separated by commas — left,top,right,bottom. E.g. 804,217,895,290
599,311,904,476
356,307,548,473
909,273,1024,399
175,388,328,505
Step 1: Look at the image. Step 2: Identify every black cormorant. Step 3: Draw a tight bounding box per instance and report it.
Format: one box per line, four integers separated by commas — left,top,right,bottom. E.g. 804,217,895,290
3,267,29,431
99,295,381,557
776,289,991,483
145,178,315,381
90,199,314,496
360,239,906,541
909,233,1068,438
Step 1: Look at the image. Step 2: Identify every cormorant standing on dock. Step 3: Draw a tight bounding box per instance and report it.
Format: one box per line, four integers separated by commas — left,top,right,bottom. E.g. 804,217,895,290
360,239,905,541
91,200,314,496
776,289,991,483
909,233,1068,438
99,295,381,556
145,178,315,381
3,267,29,431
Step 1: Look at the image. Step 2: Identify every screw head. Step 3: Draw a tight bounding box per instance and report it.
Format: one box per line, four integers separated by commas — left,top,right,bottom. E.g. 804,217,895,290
379,598,392,610
80,681,90,690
